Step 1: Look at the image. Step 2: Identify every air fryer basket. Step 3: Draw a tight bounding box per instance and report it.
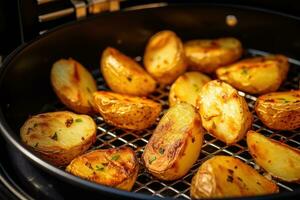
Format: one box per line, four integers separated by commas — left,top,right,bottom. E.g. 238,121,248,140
0,4,299,200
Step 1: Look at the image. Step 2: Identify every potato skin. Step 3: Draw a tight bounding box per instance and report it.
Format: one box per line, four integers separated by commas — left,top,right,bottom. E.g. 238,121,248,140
255,90,300,130
66,147,139,191
197,80,252,144
169,71,211,107
93,91,161,130
144,30,187,85
247,130,300,182
142,103,204,181
51,58,97,114
184,37,242,73
101,47,156,96
190,156,278,198
20,111,97,166
216,55,289,94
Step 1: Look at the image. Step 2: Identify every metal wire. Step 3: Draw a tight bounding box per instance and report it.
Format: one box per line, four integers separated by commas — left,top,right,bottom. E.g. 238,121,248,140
51,49,299,199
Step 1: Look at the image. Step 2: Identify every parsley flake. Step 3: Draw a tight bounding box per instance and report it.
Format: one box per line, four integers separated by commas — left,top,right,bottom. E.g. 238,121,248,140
75,118,83,122
95,164,105,171
149,156,156,164
111,154,120,161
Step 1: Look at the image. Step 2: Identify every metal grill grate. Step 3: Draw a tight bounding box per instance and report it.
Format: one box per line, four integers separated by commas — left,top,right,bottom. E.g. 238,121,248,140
52,49,300,199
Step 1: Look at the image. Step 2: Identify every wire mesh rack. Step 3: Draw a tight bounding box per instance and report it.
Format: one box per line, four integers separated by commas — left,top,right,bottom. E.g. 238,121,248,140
50,49,300,199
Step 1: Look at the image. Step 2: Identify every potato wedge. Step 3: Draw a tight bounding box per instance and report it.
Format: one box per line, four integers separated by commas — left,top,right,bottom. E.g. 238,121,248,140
255,90,300,130
190,156,278,198
101,47,156,96
216,55,289,94
184,37,242,73
20,111,97,166
51,58,97,114
247,130,300,182
142,103,204,181
197,80,252,144
66,147,138,191
169,71,211,107
93,91,161,130
143,30,187,84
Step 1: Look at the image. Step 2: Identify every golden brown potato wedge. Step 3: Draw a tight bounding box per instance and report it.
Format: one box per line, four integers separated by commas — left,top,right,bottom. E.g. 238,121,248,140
190,156,278,198
20,111,97,166
142,103,204,181
93,91,161,130
169,71,211,107
184,37,242,73
247,130,300,182
255,90,300,130
216,55,289,94
51,58,97,114
66,147,138,191
197,80,252,144
143,30,187,84
101,47,156,96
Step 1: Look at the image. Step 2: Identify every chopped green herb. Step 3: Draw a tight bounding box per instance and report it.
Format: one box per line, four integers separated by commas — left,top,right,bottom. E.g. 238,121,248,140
50,132,58,141
95,164,105,171
75,118,83,122
277,98,290,103
193,84,200,92
241,68,248,75
159,148,165,155
149,156,156,164
34,142,39,147
111,154,120,161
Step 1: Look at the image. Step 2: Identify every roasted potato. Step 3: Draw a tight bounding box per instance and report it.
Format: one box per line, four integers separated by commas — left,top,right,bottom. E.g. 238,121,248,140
101,47,156,96
51,58,97,114
142,103,204,181
190,156,278,198
143,30,187,85
197,80,252,144
66,147,138,191
93,91,161,130
216,55,289,94
20,111,97,166
247,130,300,182
169,71,211,107
255,90,300,130
184,37,242,73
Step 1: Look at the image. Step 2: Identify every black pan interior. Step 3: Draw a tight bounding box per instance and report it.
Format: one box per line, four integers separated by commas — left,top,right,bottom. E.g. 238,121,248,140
0,4,300,199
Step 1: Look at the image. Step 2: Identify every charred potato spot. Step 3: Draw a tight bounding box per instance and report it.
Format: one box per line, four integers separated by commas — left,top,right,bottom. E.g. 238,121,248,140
216,55,289,94
66,147,138,191
144,30,187,84
51,58,97,114
93,91,161,130
190,156,278,198
184,37,242,73
247,131,300,182
197,80,252,144
169,71,211,107
143,103,204,181
20,111,97,166
101,47,156,96
255,90,300,130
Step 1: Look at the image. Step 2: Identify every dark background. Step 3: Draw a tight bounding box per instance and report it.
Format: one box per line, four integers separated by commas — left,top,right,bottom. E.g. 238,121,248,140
1,0,300,57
